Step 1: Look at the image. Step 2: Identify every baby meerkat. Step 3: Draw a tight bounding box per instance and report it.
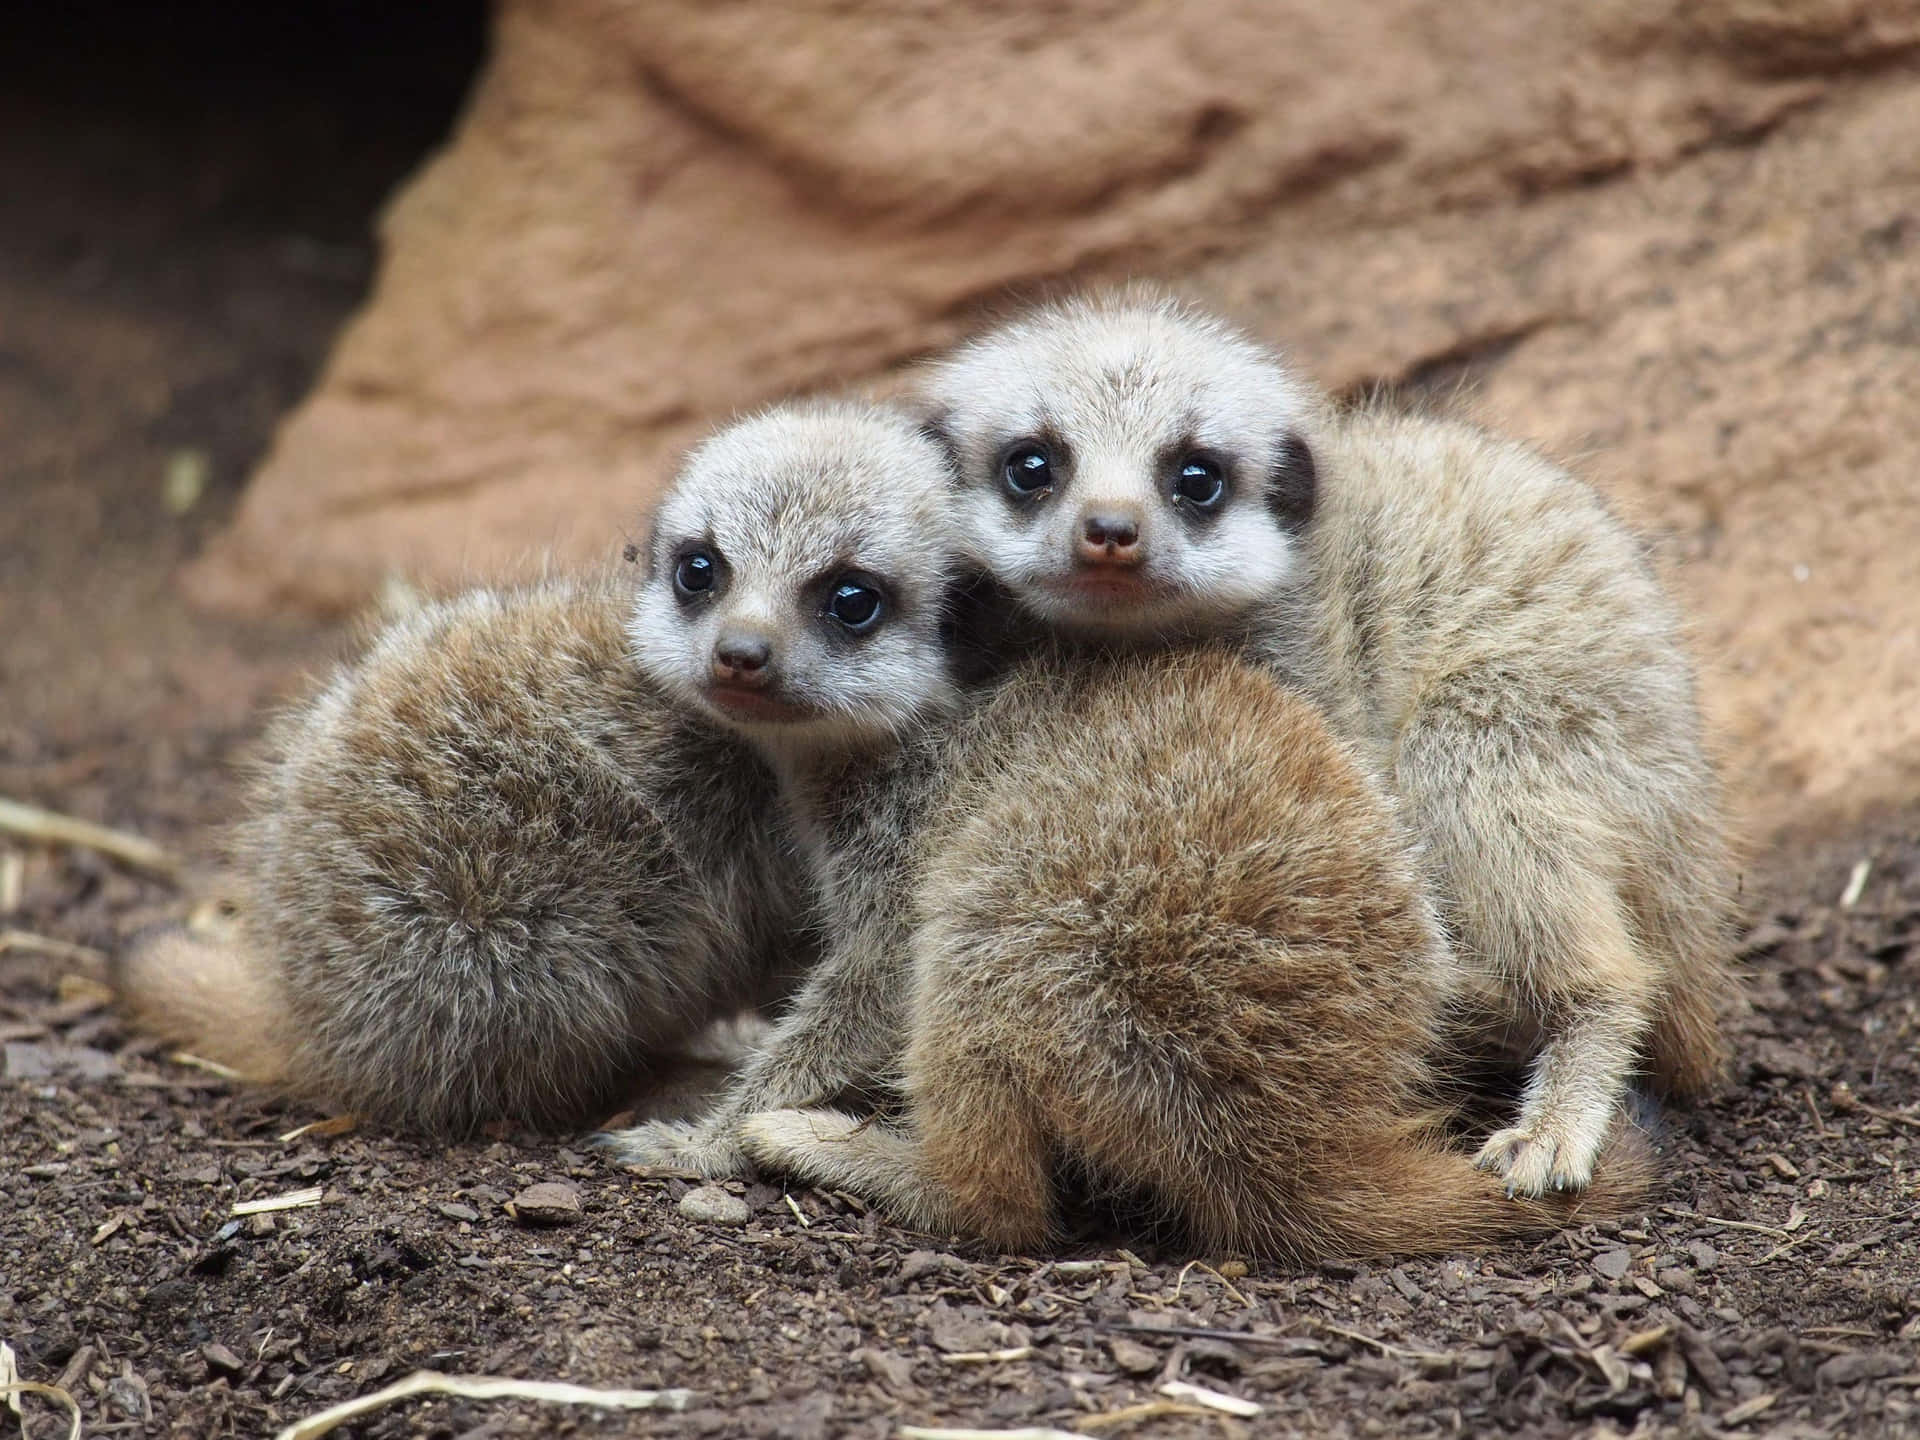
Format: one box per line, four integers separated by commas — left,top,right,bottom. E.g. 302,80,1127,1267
918,289,1738,1198
740,649,1651,1258
115,401,969,1138
593,400,1014,1175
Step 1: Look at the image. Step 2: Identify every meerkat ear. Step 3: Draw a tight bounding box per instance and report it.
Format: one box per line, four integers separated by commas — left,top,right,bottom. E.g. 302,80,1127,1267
1265,429,1317,532
627,506,664,583
915,408,965,484
938,569,1026,688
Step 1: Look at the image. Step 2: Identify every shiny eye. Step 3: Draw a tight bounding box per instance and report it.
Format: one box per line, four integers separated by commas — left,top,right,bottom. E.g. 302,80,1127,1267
1174,456,1225,509
1002,445,1054,496
826,576,884,633
673,549,717,599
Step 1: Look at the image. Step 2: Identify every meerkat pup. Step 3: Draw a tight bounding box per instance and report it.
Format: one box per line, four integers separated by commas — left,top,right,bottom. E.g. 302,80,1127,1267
917,289,1738,1198
115,401,970,1138
739,648,1650,1257
594,408,1025,1177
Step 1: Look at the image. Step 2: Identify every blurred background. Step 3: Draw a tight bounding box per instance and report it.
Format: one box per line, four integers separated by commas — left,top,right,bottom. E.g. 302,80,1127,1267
5,0,1918,847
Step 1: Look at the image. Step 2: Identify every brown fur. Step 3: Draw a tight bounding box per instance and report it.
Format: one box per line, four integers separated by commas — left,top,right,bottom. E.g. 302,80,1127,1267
740,650,1652,1259
115,576,811,1136
916,289,1740,1194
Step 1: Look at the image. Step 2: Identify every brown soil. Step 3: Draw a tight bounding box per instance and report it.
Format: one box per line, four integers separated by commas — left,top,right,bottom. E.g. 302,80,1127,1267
3,12,1917,1439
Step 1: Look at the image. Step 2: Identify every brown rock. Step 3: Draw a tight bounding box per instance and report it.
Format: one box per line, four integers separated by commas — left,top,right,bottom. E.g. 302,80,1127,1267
186,0,1920,834
505,1180,583,1227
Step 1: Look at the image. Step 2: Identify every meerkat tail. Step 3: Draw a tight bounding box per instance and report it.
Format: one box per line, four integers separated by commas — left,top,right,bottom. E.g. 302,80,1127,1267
111,923,294,1086
1276,1122,1658,1262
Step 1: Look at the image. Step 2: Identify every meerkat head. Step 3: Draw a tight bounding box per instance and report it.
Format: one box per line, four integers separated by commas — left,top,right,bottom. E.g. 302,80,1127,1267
629,401,970,759
919,288,1319,643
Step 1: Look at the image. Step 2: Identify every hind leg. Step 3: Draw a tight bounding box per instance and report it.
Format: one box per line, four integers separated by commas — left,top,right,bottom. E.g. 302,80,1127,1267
911,1066,1054,1252
741,1070,1054,1252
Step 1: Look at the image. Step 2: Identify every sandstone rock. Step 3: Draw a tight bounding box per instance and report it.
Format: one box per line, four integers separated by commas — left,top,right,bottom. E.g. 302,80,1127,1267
186,0,1920,833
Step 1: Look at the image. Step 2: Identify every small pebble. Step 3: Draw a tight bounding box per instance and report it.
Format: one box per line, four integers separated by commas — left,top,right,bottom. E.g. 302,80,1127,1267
678,1184,749,1226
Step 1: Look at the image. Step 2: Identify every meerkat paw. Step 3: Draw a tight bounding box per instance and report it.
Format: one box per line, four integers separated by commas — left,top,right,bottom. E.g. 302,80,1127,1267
738,1107,867,1171
1474,1122,1603,1197
593,1116,753,1179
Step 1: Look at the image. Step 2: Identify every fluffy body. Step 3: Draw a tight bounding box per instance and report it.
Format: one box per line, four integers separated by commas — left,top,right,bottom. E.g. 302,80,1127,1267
919,290,1739,1196
120,400,968,1139
740,649,1651,1258
116,577,810,1135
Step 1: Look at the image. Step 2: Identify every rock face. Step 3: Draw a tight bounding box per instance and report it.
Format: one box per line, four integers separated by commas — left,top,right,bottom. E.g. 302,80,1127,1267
186,0,1920,834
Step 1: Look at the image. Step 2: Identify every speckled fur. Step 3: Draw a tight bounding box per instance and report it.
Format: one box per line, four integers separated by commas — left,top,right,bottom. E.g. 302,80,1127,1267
920,291,1739,1196
740,649,1652,1258
116,576,811,1135
119,400,970,1140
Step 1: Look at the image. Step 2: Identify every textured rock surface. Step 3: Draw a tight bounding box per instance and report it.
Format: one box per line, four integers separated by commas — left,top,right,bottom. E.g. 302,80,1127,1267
185,0,1920,833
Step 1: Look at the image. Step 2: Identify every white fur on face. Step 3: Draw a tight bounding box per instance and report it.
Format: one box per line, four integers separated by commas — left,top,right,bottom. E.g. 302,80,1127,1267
925,289,1313,641
628,402,965,759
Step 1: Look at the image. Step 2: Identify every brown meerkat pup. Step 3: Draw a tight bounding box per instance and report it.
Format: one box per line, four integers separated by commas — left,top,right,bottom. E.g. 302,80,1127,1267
114,401,972,1138
915,289,1738,1198
737,647,1652,1258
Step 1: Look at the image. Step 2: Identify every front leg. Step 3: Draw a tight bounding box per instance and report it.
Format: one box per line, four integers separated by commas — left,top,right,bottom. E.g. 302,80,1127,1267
597,916,908,1177
1474,988,1649,1195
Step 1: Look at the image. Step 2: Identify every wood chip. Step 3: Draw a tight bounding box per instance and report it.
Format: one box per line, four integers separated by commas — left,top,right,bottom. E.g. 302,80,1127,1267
170,1051,244,1080
0,851,23,914
1075,1404,1220,1433
1157,1380,1263,1417
1621,1323,1674,1357
939,1347,1033,1364
0,930,107,967
278,1115,358,1142
232,1187,324,1216
271,1370,693,1440
1722,1392,1777,1426
1106,1337,1162,1375
1,1339,83,1440
901,1429,1081,1440
0,797,179,878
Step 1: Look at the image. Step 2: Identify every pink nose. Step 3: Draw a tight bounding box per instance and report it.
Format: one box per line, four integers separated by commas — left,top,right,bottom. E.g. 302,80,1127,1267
711,633,772,687
1076,510,1143,568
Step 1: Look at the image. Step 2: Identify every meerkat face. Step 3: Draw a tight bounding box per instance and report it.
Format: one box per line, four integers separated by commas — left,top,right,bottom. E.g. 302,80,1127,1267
920,290,1318,642
629,402,968,758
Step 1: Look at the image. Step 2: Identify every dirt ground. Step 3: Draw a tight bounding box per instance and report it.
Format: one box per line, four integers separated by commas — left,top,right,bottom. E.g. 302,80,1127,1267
4,13,1918,1440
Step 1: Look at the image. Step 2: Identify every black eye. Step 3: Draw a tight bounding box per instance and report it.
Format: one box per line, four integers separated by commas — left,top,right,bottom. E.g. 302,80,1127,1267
1002,444,1053,496
1174,456,1225,510
673,549,717,600
826,576,884,633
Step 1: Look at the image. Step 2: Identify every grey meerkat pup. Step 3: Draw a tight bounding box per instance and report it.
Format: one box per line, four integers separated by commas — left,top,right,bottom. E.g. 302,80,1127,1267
738,647,1653,1258
114,400,968,1139
587,400,1014,1176
912,288,1739,1198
